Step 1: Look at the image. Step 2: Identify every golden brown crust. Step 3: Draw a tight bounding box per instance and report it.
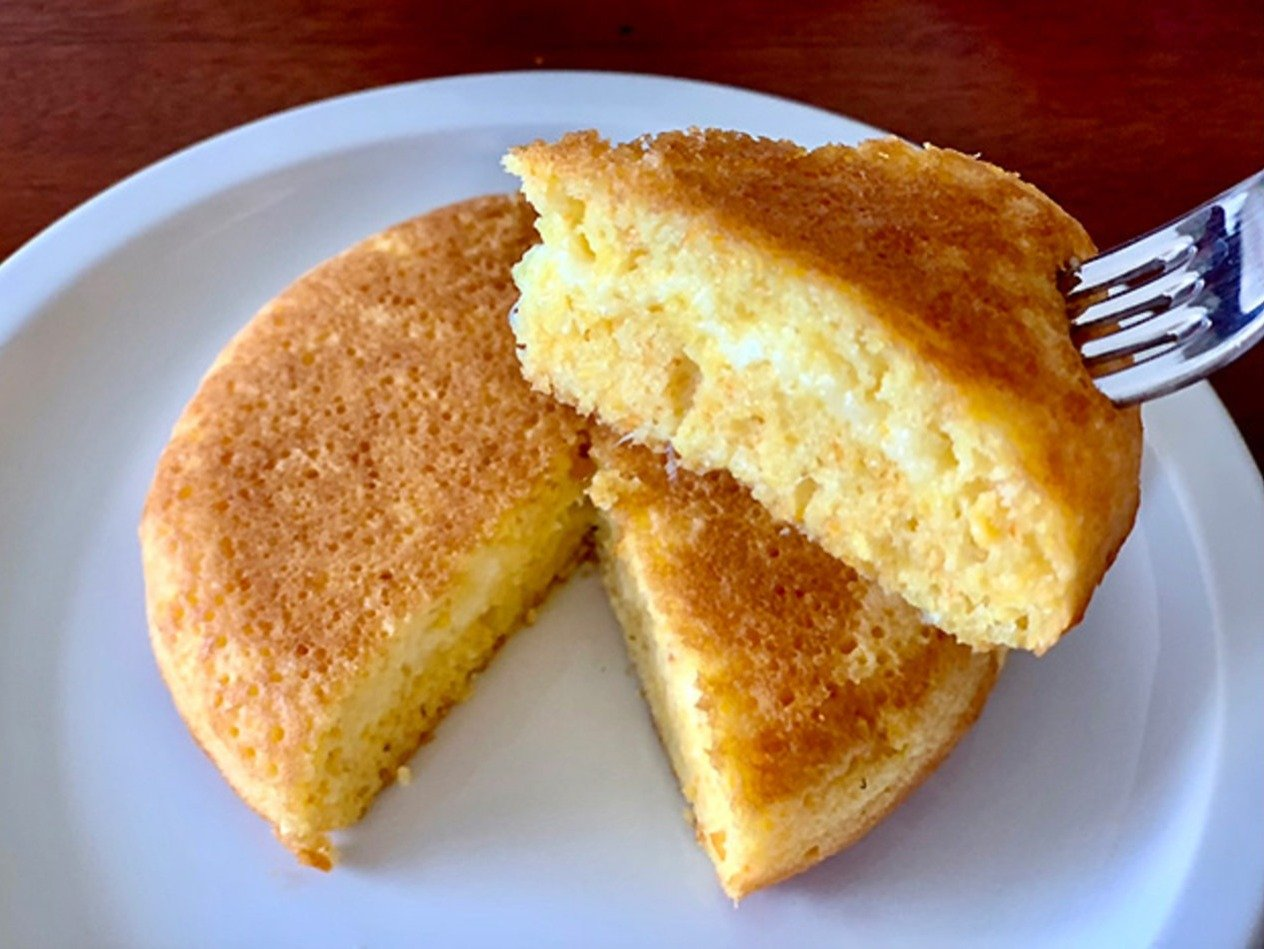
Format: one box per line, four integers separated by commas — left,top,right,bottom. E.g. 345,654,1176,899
732,651,1001,898
591,433,1002,815
140,195,592,854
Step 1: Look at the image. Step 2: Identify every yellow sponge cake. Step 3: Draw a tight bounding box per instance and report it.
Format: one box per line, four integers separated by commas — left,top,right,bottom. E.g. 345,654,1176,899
590,435,1003,899
140,195,592,868
505,130,1142,653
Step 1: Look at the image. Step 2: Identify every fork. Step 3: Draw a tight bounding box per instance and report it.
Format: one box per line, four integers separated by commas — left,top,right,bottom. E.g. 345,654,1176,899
1062,169,1264,405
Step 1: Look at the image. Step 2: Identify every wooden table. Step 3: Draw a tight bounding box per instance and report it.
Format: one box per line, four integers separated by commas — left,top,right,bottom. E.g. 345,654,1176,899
4,0,1263,462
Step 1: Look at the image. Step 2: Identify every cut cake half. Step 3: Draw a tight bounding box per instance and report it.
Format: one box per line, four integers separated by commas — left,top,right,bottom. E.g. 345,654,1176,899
590,436,1003,899
506,130,1142,653
140,195,592,868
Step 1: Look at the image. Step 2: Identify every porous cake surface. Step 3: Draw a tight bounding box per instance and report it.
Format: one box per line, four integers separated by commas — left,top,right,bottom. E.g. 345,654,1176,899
140,195,592,867
506,130,1143,652
590,436,1003,899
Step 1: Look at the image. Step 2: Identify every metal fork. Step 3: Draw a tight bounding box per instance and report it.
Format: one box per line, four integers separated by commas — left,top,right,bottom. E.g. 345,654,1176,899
1062,169,1264,405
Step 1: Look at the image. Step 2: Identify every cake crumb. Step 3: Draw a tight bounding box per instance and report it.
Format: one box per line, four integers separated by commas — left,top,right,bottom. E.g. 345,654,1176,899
396,765,412,786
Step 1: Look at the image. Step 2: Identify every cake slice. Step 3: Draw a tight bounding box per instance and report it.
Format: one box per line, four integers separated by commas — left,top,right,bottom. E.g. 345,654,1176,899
505,130,1142,653
590,436,1003,900
140,195,592,869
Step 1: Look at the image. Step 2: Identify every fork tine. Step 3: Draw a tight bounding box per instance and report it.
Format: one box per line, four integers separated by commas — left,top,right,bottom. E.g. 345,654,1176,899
1078,305,1207,369
1064,221,1200,305
1089,325,1255,405
1065,168,1264,404
1070,267,1204,333
1090,344,1192,404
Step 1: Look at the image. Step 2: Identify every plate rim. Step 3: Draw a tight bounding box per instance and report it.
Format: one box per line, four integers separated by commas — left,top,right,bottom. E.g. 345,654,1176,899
1141,389,1264,947
1,70,1261,944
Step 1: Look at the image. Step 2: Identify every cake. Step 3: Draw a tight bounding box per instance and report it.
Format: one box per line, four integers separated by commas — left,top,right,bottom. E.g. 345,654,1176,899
139,195,592,868
590,435,1004,899
505,130,1142,653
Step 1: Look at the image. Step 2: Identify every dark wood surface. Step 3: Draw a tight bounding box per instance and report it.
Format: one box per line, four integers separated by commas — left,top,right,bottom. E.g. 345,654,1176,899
4,0,1263,462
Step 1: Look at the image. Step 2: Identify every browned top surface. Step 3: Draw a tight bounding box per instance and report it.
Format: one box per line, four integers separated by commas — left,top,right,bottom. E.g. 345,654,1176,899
593,436,1001,807
141,195,589,709
512,130,1141,514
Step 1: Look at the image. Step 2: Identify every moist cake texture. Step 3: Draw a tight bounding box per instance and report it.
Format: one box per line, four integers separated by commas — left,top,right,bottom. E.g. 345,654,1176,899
506,130,1142,653
591,435,1003,899
140,195,592,868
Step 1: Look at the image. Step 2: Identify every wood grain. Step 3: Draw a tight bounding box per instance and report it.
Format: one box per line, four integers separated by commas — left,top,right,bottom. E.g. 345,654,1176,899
3,0,1263,460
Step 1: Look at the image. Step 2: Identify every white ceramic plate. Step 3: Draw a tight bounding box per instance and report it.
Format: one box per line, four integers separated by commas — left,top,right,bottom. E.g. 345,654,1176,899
1,72,1261,948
